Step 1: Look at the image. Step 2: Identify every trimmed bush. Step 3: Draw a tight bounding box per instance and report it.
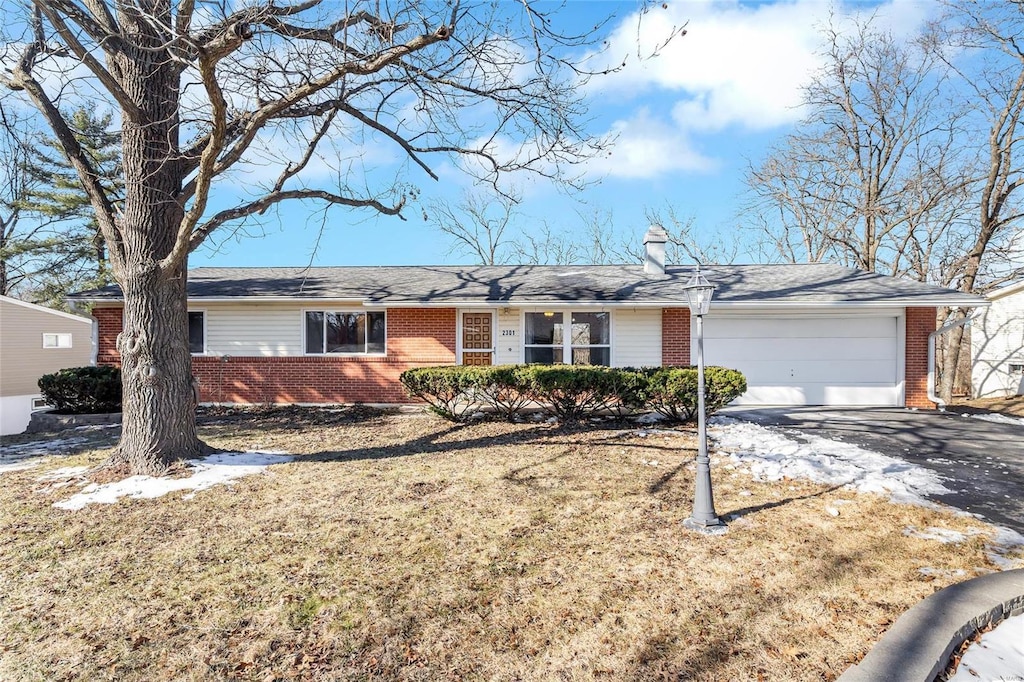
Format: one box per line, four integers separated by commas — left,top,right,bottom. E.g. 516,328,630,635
515,365,645,420
400,363,746,423
643,366,747,422
399,366,490,421
38,366,122,414
474,365,532,420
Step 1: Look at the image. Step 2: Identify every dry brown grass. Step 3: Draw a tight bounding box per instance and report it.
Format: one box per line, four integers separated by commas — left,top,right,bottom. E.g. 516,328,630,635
0,408,1013,681
951,395,1024,418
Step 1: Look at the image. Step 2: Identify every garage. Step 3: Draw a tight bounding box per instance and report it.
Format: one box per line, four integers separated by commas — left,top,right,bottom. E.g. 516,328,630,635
701,312,902,406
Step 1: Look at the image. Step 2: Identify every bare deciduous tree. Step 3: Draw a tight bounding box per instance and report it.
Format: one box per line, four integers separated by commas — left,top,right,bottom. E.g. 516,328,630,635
2,0,625,474
744,15,970,281
932,0,1024,399
428,189,521,265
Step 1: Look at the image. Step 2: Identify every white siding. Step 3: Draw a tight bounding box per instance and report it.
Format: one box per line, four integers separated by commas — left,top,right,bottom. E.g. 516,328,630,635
1,394,41,436
201,304,304,356
972,286,1024,398
613,309,661,367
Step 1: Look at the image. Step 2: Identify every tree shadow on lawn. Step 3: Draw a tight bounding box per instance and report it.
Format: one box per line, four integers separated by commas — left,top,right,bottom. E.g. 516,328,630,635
287,418,691,466
723,485,845,521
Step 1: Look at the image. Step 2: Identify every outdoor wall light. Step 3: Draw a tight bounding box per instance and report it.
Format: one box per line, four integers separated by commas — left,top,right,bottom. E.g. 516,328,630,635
682,265,727,535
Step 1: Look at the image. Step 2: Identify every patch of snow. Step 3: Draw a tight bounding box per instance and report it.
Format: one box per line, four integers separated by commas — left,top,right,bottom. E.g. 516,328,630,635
0,460,41,474
38,466,90,481
50,451,294,510
632,412,666,424
710,417,951,505
0,436,90,458
1,436,103,475
917,567,967,578
948,612,1024,681
962,412,1024,426
903,526,984,544
985,526,1024,570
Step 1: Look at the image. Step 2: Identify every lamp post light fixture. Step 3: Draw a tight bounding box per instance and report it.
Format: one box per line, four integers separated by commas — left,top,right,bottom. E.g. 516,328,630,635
682,265,727,535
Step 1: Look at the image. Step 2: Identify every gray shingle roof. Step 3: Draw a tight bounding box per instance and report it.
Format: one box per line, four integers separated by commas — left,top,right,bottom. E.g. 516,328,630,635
70,263,986,307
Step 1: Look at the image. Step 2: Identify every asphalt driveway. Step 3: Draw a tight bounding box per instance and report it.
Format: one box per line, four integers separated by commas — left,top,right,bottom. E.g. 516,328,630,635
721,406,1024,533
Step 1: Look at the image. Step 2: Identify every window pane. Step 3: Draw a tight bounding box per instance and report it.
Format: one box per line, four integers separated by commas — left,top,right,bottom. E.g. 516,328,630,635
188,312,205,354
525,312,562,345
367,312,386,353
305,312,325,353
572,347,609,366
525,347,563,364
42,333,72,348
571,312,609,345
327,313,365,353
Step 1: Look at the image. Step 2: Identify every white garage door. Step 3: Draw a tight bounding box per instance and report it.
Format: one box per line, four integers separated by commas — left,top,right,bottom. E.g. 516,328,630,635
701,315,901,406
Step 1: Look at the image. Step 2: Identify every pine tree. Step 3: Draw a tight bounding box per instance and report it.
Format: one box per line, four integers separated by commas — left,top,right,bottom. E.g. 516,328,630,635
17,108,122,309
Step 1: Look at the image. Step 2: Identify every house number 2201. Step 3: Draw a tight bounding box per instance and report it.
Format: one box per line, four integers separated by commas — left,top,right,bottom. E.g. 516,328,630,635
501,330,516,337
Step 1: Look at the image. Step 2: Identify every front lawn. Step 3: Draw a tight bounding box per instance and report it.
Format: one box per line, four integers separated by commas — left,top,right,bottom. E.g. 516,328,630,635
0,407,1014,681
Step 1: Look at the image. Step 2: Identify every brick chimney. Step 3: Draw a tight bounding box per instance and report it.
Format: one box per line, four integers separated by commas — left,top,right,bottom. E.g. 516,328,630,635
643,224,669,275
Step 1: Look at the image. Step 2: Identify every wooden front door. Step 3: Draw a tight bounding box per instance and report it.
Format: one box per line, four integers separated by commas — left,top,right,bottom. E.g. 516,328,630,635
462,312,493,366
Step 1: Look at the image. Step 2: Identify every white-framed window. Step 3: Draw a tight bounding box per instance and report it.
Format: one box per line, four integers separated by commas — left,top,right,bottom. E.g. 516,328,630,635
1009,363,1024,374
42,333,72,349
31,397,50,411
524,311,610,366
188,311,206,354
304,310,386,355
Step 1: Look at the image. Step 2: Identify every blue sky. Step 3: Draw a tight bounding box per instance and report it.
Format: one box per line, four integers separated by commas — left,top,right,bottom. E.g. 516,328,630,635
189,0,934,269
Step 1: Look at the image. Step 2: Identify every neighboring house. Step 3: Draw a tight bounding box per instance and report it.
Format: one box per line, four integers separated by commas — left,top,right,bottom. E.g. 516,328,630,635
0,296,94,436
70,231,985,410
971,281,1024,398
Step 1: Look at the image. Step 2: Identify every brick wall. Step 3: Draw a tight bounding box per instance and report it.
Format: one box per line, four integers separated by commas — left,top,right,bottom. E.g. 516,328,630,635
94,306,456,404
662,308,691,365
906,307,937,409
94,306,123,367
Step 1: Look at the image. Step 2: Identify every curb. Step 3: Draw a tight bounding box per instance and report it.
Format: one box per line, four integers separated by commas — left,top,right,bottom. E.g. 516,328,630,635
838,569,1024,682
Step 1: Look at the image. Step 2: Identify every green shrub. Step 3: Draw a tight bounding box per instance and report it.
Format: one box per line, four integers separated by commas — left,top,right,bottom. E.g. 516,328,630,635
38,365,122,414
516,365,645,420
474,365,531,421
400,363,747,424
399,366,490,421
642,366,747,422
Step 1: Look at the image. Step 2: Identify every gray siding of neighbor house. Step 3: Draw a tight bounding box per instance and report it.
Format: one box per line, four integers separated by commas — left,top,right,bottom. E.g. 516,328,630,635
0,298,93,397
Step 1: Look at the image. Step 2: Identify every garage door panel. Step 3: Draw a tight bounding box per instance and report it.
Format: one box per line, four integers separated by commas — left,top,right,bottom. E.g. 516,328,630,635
734,384,900,406
727,359,896,384
701,314,901,407
707,337,897,362
706,316,896,339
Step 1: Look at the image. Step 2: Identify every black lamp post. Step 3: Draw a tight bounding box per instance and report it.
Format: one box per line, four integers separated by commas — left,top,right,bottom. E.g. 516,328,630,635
682,266,727,534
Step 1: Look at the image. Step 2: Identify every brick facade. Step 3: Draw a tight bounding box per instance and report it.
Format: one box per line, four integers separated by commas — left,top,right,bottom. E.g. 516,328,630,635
661,308,691,365
94,306,456,404
94,307,124,367
95,303,939,408
905,307,937,409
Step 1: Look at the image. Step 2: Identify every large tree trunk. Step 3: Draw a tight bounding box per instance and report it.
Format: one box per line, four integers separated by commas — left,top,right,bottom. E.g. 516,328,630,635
110,268,204,474
105,0,205,474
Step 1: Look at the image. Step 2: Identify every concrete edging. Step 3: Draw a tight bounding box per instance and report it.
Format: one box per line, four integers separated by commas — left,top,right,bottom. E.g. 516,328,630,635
838,569,1024,682
25,410,122,433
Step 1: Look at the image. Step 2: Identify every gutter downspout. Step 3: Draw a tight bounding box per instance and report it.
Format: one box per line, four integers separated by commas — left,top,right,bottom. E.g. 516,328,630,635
927,311,979,411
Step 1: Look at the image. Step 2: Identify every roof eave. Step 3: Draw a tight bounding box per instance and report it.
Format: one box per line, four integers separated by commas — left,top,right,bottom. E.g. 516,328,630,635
80,296,990,308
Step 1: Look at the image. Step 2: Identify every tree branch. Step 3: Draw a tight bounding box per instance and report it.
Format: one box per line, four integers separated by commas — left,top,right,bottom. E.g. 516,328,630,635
188,189,406,252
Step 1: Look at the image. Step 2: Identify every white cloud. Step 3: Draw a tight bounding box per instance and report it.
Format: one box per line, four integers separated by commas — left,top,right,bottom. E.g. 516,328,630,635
586,0,934,178
587,108,716,179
